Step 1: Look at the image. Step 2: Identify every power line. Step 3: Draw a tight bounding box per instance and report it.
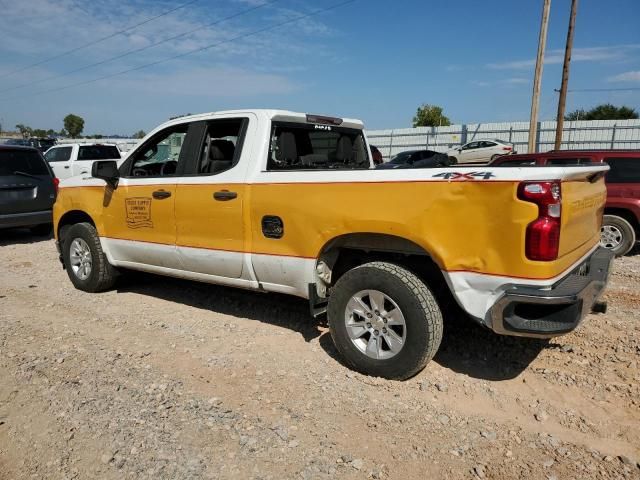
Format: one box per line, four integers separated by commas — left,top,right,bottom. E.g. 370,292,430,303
0,0,356,103
0,0,278,95
554,87,640,93
0,0,199,80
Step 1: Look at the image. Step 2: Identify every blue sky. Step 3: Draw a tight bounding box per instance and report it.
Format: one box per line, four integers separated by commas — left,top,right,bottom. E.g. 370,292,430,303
0,0,639,135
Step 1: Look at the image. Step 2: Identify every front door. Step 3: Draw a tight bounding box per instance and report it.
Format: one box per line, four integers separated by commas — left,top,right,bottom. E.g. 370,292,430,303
101,123,191,269
174,117,249,279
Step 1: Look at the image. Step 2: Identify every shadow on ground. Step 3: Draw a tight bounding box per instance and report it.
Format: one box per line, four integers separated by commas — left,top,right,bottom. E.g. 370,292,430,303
116,272,325,343
0,228,53,247
117,271,550,382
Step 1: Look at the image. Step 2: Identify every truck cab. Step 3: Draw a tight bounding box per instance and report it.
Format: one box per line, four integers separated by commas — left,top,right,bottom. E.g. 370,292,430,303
44,143,122,180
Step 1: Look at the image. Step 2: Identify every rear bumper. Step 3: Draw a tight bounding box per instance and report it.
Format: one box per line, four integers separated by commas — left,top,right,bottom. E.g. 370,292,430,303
488,247,614,338
0,210,52,229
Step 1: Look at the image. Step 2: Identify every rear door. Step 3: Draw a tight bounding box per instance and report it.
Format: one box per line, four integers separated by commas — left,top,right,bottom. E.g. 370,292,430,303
44,146,74,179
174,117,250,278
0,149,55,215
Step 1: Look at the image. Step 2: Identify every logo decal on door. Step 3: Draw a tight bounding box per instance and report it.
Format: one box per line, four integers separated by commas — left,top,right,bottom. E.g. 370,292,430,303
125,197,154,229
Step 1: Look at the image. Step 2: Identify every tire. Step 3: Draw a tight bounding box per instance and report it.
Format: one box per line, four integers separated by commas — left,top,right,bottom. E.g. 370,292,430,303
62,222,117,292
448,157,457,165
30,223,52,236
328,262,443,380
600,214,636,257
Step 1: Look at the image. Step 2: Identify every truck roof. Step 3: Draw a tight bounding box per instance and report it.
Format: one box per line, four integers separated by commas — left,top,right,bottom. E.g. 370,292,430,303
161,109,365,130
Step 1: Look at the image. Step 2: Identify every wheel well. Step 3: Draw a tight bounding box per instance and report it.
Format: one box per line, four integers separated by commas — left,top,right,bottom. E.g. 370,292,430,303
318,234,461,318
604,208,639,235
57,210,95,241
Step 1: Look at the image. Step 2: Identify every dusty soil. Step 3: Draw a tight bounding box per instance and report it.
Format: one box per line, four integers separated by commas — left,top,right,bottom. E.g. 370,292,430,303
1,230,639,480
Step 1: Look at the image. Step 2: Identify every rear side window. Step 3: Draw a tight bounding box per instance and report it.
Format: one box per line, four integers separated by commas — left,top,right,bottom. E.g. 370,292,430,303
546,157,593,166
45,147,72,162
78,145,121,160
198,119,245,175
604,157,640,183
0,149,49,175
267,122,369,170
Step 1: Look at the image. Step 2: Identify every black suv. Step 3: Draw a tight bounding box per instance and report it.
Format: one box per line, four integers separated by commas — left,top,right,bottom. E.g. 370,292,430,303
0,145,58,235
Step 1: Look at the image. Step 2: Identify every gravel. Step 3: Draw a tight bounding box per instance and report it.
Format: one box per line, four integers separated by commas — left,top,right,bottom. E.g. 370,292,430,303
1,230,639,479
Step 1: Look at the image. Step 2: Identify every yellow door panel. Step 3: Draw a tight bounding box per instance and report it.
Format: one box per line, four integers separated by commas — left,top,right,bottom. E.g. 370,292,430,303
174,183,245,278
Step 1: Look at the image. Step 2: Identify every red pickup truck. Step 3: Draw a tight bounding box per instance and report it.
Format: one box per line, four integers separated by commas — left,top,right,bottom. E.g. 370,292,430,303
490,150,640,256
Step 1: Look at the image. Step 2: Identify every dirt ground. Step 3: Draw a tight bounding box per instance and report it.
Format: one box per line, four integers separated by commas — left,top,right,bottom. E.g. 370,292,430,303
1,230,639,480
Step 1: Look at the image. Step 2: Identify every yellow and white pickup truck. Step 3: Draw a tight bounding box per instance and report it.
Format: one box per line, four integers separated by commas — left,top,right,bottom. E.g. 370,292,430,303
53,110,614,379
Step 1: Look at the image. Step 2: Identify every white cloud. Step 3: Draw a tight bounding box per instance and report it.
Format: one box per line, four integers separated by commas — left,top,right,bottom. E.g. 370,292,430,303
608,71,640,82
487,44,640,70
504,77,529,85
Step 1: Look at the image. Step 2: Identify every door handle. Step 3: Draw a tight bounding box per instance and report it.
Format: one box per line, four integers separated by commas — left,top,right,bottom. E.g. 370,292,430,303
64,166,70,169
152,190,172,199
213,190,237,201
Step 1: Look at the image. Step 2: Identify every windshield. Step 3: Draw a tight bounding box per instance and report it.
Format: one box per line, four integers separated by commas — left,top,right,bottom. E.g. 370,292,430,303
0,149,49,176
78,145,121,160
267,122,369,170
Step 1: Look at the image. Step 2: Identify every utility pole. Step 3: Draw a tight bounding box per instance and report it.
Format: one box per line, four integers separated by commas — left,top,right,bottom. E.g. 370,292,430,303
528,0,551,154
554,0,579,150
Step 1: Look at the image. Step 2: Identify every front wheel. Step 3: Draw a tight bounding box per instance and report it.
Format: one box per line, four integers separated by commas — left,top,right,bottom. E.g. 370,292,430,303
448,156,457,165
600,214,636,257
62,222,118,292
327,262,443,380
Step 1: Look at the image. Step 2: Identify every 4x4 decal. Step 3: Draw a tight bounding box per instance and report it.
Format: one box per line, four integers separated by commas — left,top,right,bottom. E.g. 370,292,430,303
432,171,496,180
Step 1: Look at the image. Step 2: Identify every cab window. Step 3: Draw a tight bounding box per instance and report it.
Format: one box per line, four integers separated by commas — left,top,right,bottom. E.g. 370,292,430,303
45,146,72,162
267,122,369,170
197,119,246,175
127,124,188,177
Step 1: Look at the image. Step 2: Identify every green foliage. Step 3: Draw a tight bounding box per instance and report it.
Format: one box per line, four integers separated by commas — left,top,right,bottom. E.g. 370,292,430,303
46,129,56,136
32,129,48,137
412,104,451,127
133,130,146,139
565,104,639,121
63,114,85,138
15,123,32,138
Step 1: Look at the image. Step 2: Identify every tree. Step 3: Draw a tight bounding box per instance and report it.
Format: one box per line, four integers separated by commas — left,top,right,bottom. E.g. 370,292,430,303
412,104,451,127
15,123,32,138
46,129,56,137
32,128,48,137
63,114,85,138
133,130,146,139
59,128,67,137
565,104,638,121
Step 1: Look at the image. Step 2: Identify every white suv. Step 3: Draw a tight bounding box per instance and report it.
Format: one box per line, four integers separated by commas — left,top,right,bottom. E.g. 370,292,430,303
447,139,514,164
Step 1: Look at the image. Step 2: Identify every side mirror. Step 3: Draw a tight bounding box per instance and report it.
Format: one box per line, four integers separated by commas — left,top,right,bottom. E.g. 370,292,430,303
92,160,119,188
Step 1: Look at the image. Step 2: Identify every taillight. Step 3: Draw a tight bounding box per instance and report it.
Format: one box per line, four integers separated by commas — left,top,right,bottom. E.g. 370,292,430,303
53,177,60,195
502,146,513,151
518,181,562,261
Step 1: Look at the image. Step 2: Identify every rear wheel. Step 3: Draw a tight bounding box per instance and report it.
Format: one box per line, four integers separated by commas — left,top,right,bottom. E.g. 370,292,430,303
600,214,636,257
328,262,443,380
62,222,118,292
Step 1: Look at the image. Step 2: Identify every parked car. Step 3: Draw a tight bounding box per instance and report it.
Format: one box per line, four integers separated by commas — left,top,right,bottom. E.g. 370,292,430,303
27,137,57,153
447,139,515,164
44,143,122,180
370,145,383,166
377,149,450,169
3,138,31,147
0,145,58,235
489,149,640,256
53,109,611,380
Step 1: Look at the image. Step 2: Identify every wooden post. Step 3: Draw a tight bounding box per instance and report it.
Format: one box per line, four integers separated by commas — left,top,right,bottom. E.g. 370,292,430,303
554,0,579,150
528,0,551,154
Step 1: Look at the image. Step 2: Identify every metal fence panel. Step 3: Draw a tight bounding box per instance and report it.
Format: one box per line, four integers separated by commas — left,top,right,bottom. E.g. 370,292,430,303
366,119,640,159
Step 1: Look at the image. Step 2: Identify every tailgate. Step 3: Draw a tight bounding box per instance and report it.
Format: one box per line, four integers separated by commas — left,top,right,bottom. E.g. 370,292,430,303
559,166,608,258
0,174,55,215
